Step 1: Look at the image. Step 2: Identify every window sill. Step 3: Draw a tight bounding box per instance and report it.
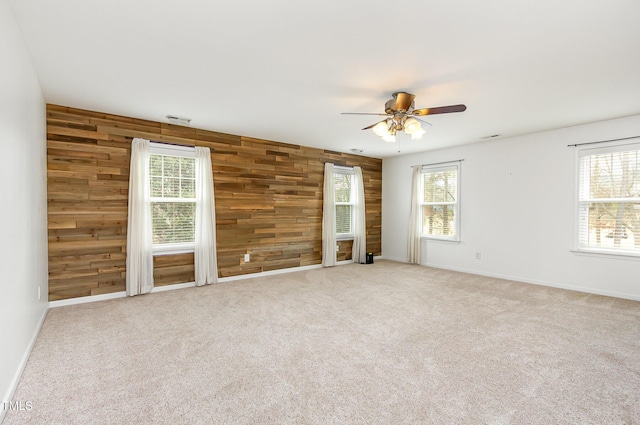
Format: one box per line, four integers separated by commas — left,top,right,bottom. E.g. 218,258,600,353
420,236,460,243
336,235,354,241
153,243,195,257
570,249,640,261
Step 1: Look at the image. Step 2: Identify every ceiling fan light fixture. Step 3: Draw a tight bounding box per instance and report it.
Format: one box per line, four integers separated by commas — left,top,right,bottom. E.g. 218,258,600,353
411,128,427,140
382,133,396,143
372,121,389,137
341,92,466,144
403,118,421,135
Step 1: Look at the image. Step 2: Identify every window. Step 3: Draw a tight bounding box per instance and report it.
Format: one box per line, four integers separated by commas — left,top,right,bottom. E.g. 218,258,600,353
149,143,196,253
577,142,640,255
334,170,355,239
419,163,460,240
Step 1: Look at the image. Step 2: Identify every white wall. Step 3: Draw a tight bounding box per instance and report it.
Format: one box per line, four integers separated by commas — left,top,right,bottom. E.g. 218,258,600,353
0,0,48,417
383,114,640,300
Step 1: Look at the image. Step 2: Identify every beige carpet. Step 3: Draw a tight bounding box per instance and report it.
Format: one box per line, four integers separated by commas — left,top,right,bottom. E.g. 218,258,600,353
4,260,640,424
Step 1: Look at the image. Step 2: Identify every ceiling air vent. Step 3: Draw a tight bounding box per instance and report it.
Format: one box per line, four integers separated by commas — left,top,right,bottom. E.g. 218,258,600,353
166,115,191,126
481,134,502,140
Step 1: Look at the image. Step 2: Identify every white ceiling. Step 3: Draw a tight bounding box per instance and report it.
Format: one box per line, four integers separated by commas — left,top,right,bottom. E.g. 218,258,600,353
8,0,640,158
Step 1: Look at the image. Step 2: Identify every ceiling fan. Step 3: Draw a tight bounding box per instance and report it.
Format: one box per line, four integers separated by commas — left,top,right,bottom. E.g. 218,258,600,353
342,92,466,142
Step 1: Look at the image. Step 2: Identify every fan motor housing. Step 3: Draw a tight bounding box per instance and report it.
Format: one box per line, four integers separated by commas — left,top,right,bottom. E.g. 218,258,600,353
384,99,397,114
385,97,415,114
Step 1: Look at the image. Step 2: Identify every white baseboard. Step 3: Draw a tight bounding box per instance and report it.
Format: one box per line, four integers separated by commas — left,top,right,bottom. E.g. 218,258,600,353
53,255,638,306
423,262,640,301
377,256,640,301
218,263,325,283
376,255,406,263
49,261,360,308
49,291,127,308
151,281,196,292
1,307,47,424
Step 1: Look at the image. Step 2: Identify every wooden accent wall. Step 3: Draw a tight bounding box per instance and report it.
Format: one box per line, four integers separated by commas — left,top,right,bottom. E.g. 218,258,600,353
47,105,382,300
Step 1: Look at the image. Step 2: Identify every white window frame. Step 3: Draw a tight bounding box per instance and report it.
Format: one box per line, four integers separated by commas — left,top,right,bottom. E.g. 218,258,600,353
419,162,460,242
334,167,355,241
575,140,640,257
149,142,196,256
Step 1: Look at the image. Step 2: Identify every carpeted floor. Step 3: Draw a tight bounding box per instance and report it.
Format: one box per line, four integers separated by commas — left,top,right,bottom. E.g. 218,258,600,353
4,260,640,424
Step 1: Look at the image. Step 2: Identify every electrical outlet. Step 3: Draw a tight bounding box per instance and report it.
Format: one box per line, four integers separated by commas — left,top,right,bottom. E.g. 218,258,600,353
336,245,339,252
475,252,481,260
244,253,250,262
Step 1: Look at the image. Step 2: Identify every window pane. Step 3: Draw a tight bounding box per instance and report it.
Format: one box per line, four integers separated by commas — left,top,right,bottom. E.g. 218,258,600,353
163,177,180,197
149,154,196,200
150,155,163,197
423,170,457,203
181,178,195,198
150,176,162,197
579,201,639,250
150,155,163,177
151,202,196,244
164,155,180,176
181,157,195,179
583,150,640,200
336,205,351,234
422,205,456,236
334,174,351,203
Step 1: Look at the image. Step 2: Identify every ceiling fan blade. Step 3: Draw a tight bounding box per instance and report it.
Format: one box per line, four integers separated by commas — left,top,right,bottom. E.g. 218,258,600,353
394,92,415,112
411,104,467,116
362,120,386,130
341,112,389,116
413,116,433,129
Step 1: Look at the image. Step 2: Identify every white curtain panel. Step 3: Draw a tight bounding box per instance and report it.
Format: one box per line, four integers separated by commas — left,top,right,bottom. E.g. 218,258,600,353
322,163,337,267
126,138,154,296
195,146,218,286
407,165,422,264
352,166,367,264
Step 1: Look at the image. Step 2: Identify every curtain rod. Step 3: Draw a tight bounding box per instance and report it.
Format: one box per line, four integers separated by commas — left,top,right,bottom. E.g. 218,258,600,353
410,159,464,168
567,135,640,147
332,164,355,171
149,140,195,151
